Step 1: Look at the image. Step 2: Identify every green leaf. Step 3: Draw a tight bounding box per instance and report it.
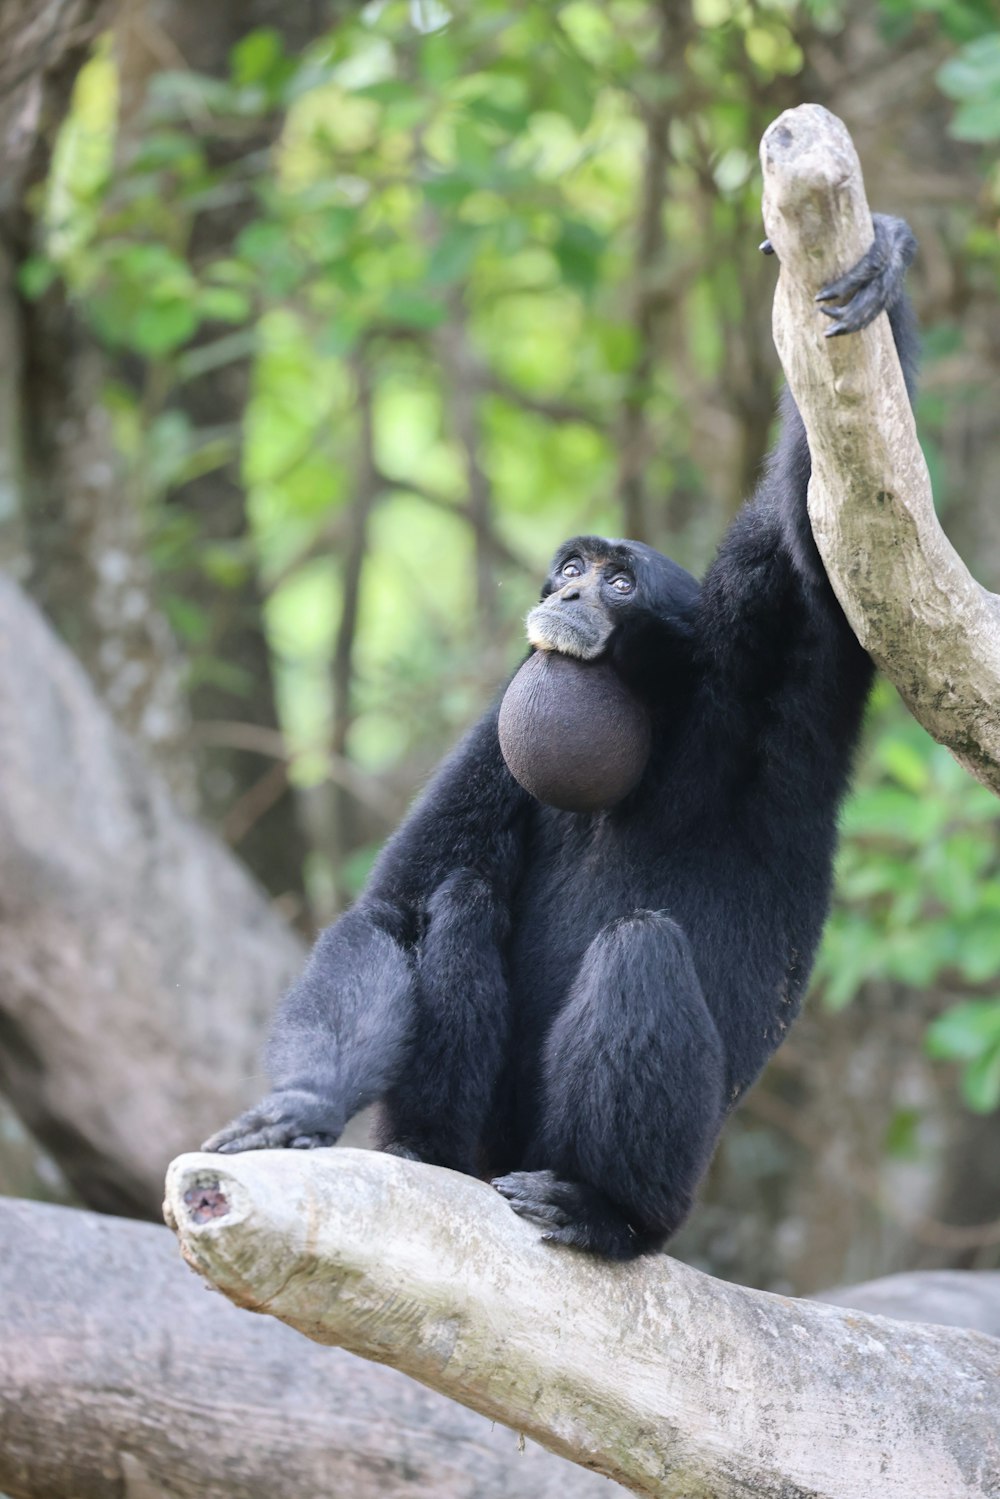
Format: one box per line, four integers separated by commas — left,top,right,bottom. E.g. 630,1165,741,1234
937,35,1000,140
198,286,252,324
464,97,530,135
841,785,949,842
129,129,204,176
316,312,363,356
883,926,953,987
926,1000,1000,1061
358,78,428,131
236,221,303,295
546,50,595,132
381,287,446,328
876,736,930,792
937,35,1000,100
960,1042,1000,1113
454,119,496,181
424,173,474,208
954,918,1000,984
553,220,605,292
18,256,57,299
204,258,257,287
164,594,210,645
232,29,286,87
950,95,1000,142
426,225,479,286
820,926,882,1010
419,30,461,86
129,299,199,357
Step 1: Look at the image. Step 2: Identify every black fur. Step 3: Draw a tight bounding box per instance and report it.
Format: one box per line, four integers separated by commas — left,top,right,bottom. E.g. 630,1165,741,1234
205,217,919,1260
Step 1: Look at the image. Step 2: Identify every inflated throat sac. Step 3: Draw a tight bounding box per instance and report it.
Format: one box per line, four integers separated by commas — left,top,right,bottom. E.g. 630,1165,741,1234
498,651,651,814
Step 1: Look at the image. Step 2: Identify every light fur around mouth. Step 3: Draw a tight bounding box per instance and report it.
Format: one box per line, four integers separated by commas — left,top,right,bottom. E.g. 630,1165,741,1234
525,603,610,660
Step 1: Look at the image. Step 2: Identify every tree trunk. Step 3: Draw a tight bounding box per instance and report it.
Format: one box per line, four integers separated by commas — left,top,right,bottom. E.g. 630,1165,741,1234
1,0,198,802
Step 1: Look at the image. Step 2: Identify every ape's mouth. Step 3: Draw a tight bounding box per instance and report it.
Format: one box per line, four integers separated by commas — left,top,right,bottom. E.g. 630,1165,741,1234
525,603,611,661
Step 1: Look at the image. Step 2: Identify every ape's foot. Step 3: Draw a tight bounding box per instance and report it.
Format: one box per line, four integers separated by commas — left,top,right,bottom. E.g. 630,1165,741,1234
491,1169,654,1261
815,213,916,337
202,1088,343,1154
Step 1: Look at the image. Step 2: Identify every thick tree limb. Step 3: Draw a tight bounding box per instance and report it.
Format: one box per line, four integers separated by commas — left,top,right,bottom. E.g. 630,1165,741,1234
0,1196,612,1499
759,104,1000,794
165,1148,1000,1499
0,575,305,1215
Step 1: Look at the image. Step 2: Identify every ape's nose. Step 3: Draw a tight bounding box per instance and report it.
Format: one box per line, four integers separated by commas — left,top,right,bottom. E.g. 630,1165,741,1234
558,584,581,602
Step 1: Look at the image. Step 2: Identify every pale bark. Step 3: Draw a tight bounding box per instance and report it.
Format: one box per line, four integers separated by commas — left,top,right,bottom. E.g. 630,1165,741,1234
165,1147,1000,1499
759,103,1000,794
0,1195,612,1499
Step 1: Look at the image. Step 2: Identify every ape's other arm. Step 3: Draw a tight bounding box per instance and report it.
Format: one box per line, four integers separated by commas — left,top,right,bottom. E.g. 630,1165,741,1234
204,715,528,1158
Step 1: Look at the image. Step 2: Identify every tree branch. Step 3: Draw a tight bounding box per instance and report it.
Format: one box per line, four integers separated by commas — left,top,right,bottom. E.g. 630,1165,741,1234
435,291,502,626
759,103,1000,794
0,574,305,1216
0,1196,611,1499
165,1148,1000,1499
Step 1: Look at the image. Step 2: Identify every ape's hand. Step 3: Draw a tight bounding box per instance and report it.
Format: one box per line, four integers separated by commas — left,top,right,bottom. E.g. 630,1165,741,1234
202,1087,343,1154
814,213,916,337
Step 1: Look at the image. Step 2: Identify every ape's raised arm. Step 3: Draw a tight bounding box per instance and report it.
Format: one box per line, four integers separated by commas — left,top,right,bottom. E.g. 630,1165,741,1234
695,215,918,749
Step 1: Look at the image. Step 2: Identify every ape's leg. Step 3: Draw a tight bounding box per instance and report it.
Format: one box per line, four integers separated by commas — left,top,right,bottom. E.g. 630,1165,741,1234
378,869,511,1175
203,900,416,1153
493,911,726,1259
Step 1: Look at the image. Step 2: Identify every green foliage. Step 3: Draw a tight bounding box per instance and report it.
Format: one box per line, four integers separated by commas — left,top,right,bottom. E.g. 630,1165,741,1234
926,1002,1000,1111
938,33,1000,141
41,2,842,777
816,690,1000,1111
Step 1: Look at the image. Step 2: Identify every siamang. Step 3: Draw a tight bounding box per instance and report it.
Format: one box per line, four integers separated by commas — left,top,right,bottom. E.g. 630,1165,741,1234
206,215,918,1261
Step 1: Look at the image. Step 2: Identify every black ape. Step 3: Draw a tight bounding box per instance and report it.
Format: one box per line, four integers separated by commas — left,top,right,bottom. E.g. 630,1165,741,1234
206,216,918,1260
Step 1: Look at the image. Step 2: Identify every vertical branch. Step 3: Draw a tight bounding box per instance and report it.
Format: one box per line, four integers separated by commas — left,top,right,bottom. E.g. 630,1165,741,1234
436,292,499,629
614,0,686,542
411,77,499,634
328,352,380,910
760,103,1000,791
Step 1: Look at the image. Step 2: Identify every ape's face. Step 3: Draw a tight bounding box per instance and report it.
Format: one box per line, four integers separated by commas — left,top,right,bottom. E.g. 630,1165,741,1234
527,535,700,662
527,538,638,660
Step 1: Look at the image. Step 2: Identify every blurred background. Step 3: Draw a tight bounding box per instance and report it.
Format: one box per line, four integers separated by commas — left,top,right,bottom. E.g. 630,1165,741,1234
1,0,1000,1298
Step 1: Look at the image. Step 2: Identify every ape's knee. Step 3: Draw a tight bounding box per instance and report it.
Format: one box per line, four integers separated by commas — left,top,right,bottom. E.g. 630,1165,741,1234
427,867,510,942
587,909,695,989
600,908,685,944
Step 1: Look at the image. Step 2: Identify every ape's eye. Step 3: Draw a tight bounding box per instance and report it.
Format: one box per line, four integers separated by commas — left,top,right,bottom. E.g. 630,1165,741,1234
561,559,583,578
610,574,634,595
